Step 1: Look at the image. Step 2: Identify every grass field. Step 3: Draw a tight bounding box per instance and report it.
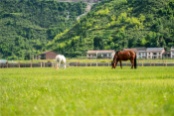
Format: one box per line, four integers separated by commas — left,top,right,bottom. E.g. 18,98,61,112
0,67,174,115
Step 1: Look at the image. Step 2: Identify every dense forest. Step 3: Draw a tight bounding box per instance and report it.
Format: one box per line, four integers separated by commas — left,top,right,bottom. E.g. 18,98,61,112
0,0,86,59
1,0,174,59
48,0,174,57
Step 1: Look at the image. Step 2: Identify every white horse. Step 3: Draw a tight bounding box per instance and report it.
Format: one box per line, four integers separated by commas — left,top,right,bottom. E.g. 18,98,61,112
55,54,66,69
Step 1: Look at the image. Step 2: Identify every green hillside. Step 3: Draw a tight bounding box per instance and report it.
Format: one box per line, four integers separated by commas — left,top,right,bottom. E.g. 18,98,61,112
48,0,174,57
0,0,86,59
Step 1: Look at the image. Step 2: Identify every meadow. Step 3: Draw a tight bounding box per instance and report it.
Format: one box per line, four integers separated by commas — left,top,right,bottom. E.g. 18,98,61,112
0,66,174,116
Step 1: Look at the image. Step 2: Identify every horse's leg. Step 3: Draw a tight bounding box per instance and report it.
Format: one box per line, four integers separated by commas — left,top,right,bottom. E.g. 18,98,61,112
115,60,118,68
120,61,122,69
130,59,134,69
57,61,60,69
55,61,59,69
132,59,135,69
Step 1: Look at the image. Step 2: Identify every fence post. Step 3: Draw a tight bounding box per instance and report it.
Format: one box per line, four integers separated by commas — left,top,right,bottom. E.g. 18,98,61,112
18,62,20,68
40,62,42,68
6,62,8,68
51,62,53,68
30,61,32,68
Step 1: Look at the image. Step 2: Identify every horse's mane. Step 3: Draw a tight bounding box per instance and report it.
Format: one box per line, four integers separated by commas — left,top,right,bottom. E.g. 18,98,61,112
116,51,120,54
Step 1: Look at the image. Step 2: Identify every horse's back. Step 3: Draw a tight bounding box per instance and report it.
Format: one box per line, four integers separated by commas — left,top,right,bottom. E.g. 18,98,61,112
117,50,135,60
56,55,66,62
56,54,65,58
61,55,66,62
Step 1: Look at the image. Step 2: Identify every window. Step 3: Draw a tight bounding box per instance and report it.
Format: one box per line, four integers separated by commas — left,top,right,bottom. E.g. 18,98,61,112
153,53,156,55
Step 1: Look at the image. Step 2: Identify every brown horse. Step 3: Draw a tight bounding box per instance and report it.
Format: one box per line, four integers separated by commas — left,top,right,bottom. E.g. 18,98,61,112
112,50,137,69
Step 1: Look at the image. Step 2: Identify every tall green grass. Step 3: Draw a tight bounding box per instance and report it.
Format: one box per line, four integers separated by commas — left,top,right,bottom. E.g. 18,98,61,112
0,67,174,115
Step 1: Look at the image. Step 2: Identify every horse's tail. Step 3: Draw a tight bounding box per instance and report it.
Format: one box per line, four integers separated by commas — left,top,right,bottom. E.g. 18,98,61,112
134,53,137,69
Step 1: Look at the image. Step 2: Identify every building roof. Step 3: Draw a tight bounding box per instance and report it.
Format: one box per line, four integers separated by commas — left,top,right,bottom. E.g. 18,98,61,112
136,47,146,50
124,48,137,52
146,47,164,52
87,50,115,54
40,51,57,55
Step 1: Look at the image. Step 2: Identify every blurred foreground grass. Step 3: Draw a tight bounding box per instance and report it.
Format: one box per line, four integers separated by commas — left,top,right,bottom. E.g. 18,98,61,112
0,67,174,115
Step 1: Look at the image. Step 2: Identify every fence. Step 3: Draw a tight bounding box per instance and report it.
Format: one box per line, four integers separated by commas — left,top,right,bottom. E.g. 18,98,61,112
0,61,174,68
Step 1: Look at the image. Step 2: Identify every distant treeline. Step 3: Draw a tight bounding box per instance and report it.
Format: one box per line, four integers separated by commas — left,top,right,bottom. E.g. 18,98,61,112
1,0,174,59
48,0,174,57
0,0,86,59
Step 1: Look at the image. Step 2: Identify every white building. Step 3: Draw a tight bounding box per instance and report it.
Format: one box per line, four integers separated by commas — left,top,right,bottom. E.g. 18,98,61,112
136,48,147,59
146,48,165,59
88,47,167,59
124,47,147,59
124,47,166,59
87,50,115,59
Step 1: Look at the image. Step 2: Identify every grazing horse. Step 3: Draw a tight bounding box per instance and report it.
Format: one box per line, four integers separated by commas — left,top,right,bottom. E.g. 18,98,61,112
55,54,66,69
112,50,137,69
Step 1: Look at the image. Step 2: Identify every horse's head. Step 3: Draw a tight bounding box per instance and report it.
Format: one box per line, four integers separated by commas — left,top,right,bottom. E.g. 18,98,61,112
111,51,119,69
111,61,116,69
